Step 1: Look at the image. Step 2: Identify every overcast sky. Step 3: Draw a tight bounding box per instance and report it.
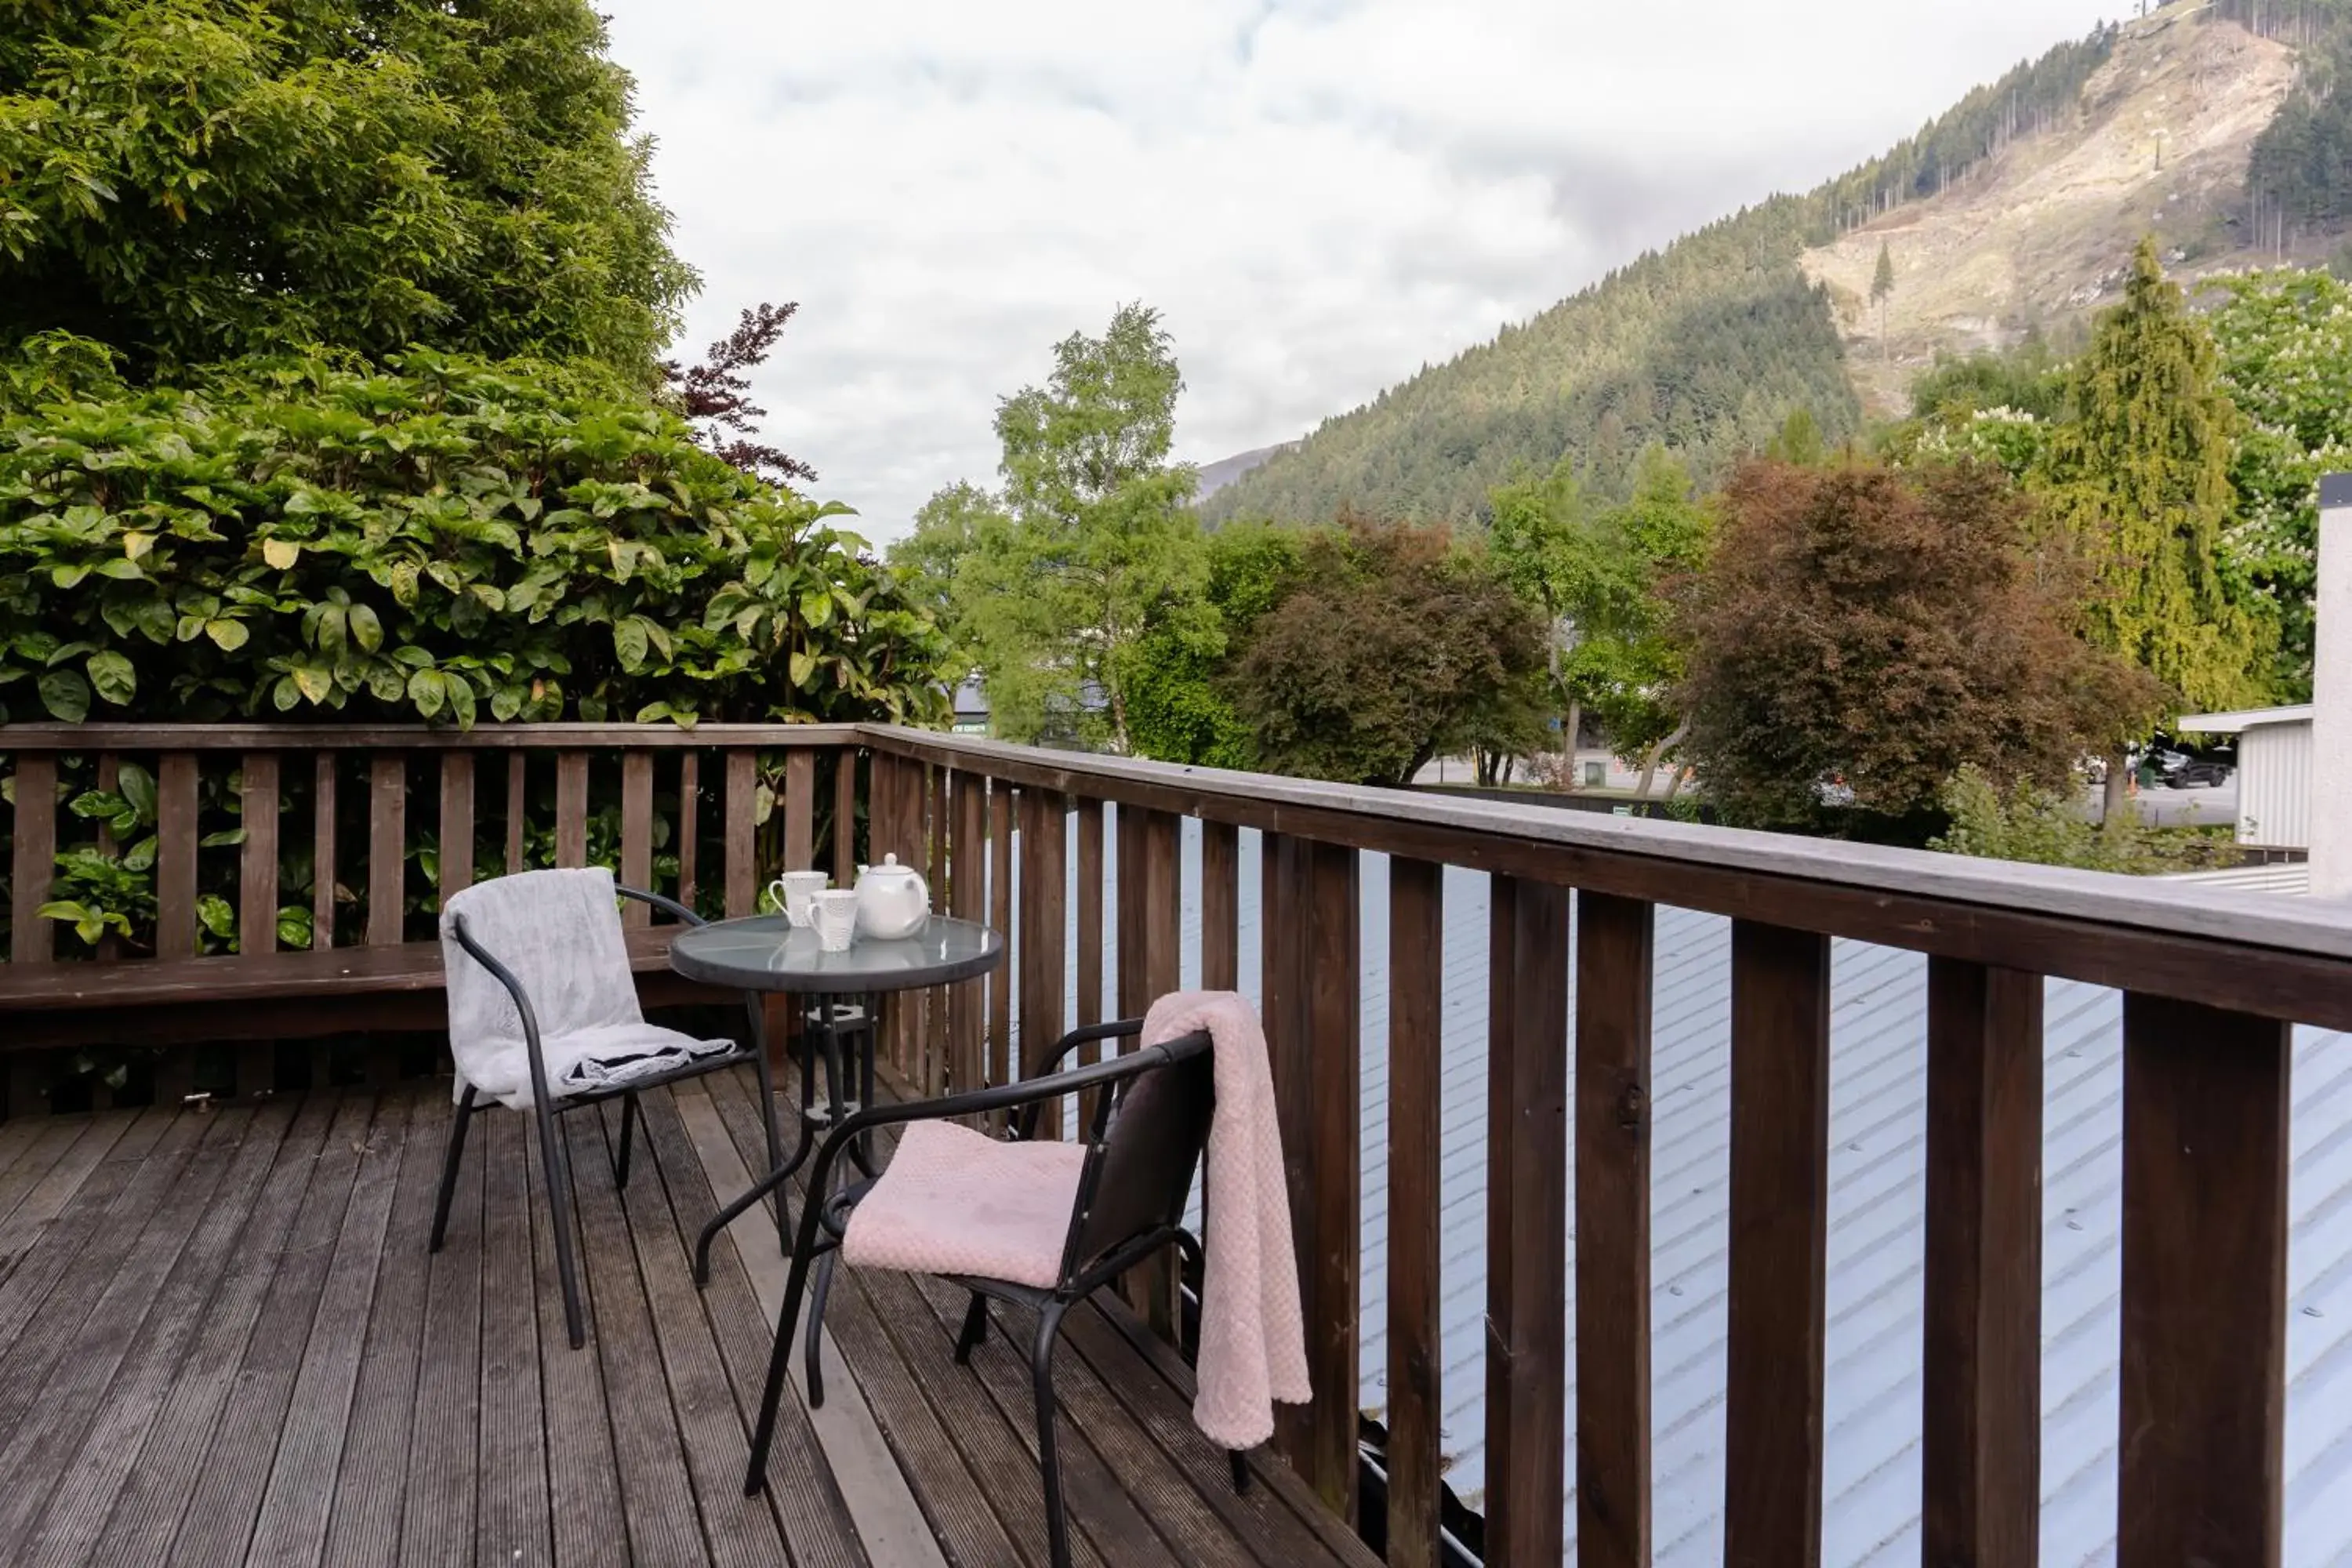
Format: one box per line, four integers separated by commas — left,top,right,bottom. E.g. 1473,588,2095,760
601,1,2123,545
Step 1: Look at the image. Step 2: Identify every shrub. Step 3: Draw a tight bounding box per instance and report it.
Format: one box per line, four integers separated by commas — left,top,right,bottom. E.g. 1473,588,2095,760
0,347,947,729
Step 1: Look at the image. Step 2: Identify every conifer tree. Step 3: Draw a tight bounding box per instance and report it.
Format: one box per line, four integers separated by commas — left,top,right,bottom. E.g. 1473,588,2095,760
2040,238,2273,819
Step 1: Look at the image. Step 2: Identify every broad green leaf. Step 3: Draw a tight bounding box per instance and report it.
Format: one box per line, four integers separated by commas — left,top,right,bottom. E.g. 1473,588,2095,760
198,895,234,938
205,619,249,652
199,829,247,848
347,604,383,653
409,668,446,718
613,617,649,671
123,835,158,872
262,539,300,569
788,650,817,688
38,669,89,722
86,650,135,705
118,763,156,820
122,532,155,562
51,563,91,589
293,664,333,703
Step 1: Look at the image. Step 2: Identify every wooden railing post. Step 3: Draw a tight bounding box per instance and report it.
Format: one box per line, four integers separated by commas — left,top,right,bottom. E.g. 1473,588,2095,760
724,750,757,919
2118,994,2291,1568
1723,919,1831,1568
438,753,475,907
156,752,198,958
1385,856,1444,1568
783,750,816,874
238,752,280,957
1486,875,1569,1566
8,753,56,965
832,748,858,884
366,754,406,946
1922,958,2042,1568
619,750,653,921
553,751,588,869
1576,889,1655,1568
1115,805,1185,1334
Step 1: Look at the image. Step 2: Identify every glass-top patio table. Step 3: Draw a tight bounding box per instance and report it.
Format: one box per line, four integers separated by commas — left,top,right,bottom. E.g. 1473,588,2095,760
673,913,1004,1282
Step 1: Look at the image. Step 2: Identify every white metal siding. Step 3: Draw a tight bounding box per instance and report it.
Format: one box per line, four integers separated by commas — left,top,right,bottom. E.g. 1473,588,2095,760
2239,720,2314,848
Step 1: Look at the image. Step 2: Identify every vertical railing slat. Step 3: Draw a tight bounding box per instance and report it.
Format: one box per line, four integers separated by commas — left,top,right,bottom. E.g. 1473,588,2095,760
1922,958,2042,1568
93,753,120,962
2118,993,2290,1568
1385,855,1445,1568
312,753,336,950
833,749,858,884
1263,832,1309,1467
1075,797,1105,1098
238,752,280,957
1576,890,1656,1568
1486,875,1569,1566
950,772,986,1107
926,764,950,1097
366,754,406,946
8,753,56,965
784,750,815,873
619,750,654,920
1201,819,1239,991
988,781,1014,1107
1123,807,1185,1334
724,750,757,919
157,752,198,958
1722,919,1832,1568
439,753,475,907
677,750,701,912
1020,787,1067,1138
504,753,527,877
554,751,588,869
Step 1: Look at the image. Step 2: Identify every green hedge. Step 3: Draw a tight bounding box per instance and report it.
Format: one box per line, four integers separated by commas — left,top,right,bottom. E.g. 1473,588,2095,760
0,345,946,728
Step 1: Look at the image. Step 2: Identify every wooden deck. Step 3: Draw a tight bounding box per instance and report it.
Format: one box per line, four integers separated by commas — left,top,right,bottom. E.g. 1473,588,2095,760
0,1067,1377,1568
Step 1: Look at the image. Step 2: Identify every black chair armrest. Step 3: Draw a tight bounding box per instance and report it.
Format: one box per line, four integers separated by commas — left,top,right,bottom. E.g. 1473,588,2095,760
619,885,704,926
447,912,560,1109
1023,1018,1146,1082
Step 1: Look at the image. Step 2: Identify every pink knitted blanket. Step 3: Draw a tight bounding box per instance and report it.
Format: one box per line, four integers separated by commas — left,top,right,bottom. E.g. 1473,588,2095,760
1142,991,1312,1450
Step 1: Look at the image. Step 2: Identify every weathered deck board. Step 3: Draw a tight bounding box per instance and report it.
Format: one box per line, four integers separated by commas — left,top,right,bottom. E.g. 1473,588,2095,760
0,1076,1374,1568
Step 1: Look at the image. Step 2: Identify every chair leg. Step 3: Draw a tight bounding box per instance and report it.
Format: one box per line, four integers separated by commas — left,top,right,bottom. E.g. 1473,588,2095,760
535,1097,586,1349
953,1290,990,1365
805,1249,838,1409
1229,1448,1251,1494
1032,1301,1073,1568
745,1232,827,1496
429,1084,478,1253
614,1092,639,1189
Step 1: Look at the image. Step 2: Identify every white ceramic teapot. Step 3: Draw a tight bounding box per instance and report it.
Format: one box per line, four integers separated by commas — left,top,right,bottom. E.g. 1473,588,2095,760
853,853,931,940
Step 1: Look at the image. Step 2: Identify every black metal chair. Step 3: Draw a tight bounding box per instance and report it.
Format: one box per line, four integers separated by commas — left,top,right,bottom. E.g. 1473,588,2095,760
431,877,782,1350
740,1018,1247,1568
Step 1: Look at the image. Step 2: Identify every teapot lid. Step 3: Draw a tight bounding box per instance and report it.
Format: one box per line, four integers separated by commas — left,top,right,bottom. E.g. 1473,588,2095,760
865,852,919,880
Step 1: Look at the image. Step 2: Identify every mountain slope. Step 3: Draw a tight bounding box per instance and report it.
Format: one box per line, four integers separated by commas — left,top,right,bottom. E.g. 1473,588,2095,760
1808,13,2298,415
1207,4,2305,527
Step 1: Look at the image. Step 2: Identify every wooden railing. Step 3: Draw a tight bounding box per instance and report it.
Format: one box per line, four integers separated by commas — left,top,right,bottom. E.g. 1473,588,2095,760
6,719,2350,1566
855,725,2352,1568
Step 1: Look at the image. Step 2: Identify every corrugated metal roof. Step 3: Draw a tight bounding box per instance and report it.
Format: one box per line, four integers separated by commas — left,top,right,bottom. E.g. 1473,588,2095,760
2166,862,2313,896
1046,817,2352,1563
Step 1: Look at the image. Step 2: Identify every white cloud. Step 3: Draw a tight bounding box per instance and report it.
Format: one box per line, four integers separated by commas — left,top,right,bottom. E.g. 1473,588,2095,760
603,0,2125,542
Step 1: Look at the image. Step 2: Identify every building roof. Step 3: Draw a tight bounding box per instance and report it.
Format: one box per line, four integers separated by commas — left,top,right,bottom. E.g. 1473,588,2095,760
1106,826,2352,1564
2175,703,2316,734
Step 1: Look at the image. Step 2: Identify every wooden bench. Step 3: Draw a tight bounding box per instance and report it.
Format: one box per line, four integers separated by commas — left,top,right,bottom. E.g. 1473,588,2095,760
1,724,866,1105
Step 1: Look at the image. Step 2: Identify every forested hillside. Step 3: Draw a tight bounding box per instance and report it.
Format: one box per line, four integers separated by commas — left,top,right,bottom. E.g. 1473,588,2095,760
1207,5,2325,527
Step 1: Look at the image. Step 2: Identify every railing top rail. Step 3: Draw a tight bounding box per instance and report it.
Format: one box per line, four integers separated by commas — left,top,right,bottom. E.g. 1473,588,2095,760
0,722,865,752
857,726,2352,1025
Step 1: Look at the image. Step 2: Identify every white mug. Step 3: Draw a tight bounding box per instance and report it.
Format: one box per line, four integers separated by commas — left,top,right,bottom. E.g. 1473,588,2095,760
768,870,830,927
807,889,861,953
